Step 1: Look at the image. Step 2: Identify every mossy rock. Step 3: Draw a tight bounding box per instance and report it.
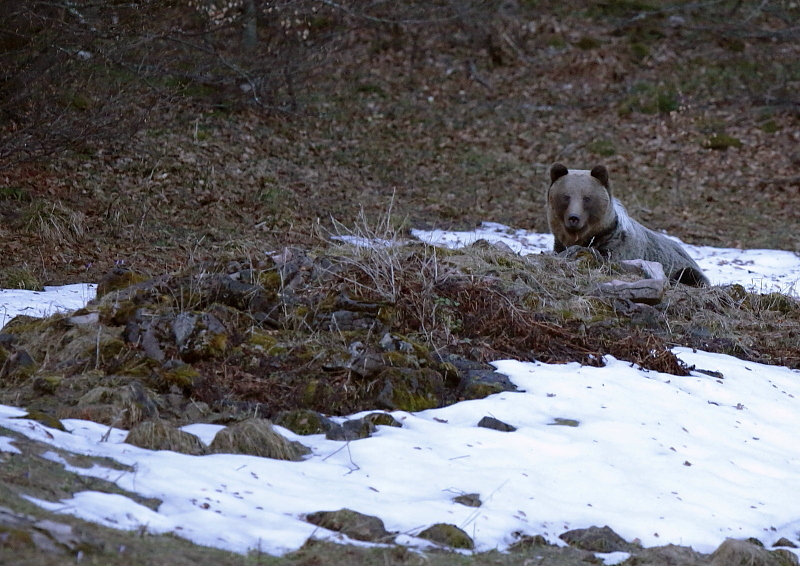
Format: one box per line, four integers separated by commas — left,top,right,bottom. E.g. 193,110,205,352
363,412,402,428
75,382,160,427
209,418,311,461
13,410,67,431
124,419,207,455
305,509,392,543
375,367,443,412
96,299,140,327
273,409,333,435
461,369,518,400
418,523,474,549
325,418,375,441
300,378,336,409
31,374,62,395
509,534,552,552
246,330,286,355
382,350,421,369
96,268,149,298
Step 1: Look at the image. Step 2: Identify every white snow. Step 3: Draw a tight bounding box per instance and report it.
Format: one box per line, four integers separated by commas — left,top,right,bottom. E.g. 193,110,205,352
0,283,97,328
1,227,800,559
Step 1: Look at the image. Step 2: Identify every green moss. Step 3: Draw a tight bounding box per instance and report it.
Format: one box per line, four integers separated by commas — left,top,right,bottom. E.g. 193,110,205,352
376,367,442,412
247,330,281,354
630,42,649,61
274,409,330,435
300,378,334,408
32,374,62,395
462,382,505,401
14,410,67,431
382,350,420,369
760,120,780,134
0,186,31,201
586,139,616,157
161,364,200,389
575,36,601,50
620,82,679,115
704,133,742,150
96,338,127,362
417,523,474,549
1,315,48,334
258,270,284,291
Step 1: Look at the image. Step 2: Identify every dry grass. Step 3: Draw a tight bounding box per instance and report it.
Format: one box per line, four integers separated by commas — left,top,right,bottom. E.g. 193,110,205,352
0,266,43,291
124,419,208,455
209,418,311,461
21,200,86,243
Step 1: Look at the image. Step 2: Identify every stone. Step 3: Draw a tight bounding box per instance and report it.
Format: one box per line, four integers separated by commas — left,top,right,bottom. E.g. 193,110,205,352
559,525,631,553
592,278,667,306
710,538,797,566
417,523,474,549
305,509,392,542
617,259,667,280
774,538,798,548
462,369,518,399
453,493,482,507
477,416,516,432
325,418,375,441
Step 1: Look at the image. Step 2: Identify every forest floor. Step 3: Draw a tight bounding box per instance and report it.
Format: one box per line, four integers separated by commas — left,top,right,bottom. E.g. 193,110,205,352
0,1,798,289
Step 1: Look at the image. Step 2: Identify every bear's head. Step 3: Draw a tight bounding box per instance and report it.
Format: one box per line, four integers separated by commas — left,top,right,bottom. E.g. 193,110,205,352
547,163,614,246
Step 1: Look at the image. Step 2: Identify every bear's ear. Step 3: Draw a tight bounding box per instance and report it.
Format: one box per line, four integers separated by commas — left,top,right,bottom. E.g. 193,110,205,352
590,165,609,188
550,163,568,184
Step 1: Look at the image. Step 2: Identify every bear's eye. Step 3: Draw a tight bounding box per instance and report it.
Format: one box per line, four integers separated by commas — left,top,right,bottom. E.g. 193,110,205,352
560,194,570,205
582,196,592,204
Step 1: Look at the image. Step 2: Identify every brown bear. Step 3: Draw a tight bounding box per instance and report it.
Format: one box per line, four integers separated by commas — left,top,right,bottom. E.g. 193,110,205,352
547,163,709,286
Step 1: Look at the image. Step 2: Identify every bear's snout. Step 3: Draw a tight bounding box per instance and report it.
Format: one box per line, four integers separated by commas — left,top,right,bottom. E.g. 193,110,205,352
567,213,582,228
564,212,584,233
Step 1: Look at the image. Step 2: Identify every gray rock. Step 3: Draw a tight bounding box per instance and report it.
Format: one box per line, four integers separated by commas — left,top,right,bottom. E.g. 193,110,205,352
774,538,798,548
477,416,517,432
618,259,667,280
326,418,376,441
710,538,797,566
627,544,707,566
592,278,667,305
453,493,482,508
462,369,518,399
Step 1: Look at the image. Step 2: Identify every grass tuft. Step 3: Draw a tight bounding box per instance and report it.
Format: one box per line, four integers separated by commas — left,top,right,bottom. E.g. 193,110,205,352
21,200,87,242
